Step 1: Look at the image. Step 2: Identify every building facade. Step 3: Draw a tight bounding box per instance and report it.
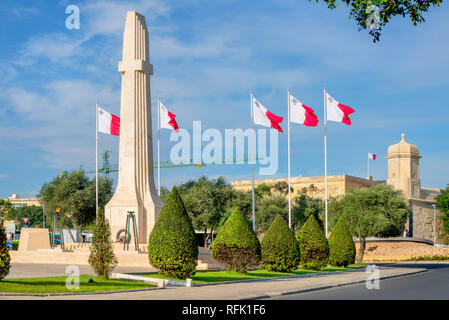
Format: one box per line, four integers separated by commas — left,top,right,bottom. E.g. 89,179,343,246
232,174,380,199
2,194,41,208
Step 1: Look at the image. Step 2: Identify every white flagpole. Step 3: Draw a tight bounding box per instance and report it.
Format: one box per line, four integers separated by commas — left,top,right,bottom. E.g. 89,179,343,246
367,153,370,178
95,102,99,217
288,90,292,230
251,91,256,232
324,88,328,238
158,98,161,196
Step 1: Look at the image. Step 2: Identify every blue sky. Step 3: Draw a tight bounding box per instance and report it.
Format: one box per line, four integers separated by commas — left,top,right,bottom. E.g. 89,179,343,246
0,0,448,198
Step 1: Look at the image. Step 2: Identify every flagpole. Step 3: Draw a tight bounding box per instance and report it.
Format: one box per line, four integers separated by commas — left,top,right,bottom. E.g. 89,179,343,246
367,153,370,178
251,91,256,232
324,88,328,238
158,98,161,196
287,90,292,230
95,102,99,218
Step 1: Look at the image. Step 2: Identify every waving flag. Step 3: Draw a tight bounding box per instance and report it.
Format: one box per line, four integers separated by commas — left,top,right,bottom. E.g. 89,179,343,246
290,94,319,127
253,97,283,132
159,102,179,132
326,93,355,126
368,152,376,160
98,107,120,136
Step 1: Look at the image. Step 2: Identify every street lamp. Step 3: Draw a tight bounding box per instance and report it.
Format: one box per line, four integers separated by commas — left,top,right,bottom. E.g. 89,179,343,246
432,204,437,246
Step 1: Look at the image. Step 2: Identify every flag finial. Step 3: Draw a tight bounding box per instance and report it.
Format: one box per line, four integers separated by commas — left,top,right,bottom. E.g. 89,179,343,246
401,133,406,141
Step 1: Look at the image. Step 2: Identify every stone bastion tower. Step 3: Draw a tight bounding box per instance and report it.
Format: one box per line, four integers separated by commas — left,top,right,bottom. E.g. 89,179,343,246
105,11,163,245
386,133,441,240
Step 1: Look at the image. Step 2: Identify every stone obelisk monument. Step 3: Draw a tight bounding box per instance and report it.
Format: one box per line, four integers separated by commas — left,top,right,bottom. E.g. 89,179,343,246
105,11,162,245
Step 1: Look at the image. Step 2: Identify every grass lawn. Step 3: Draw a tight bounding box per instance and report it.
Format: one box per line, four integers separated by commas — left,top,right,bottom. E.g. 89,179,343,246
0,275,155,294
136,265,364,284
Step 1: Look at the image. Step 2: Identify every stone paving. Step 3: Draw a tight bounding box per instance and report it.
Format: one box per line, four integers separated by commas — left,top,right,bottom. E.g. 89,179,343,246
0,264,427,300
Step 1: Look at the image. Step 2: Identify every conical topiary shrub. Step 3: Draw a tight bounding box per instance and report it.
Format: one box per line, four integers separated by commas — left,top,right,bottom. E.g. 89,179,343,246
0,221,11,281
296,214,329,270
88,208,118,279
261,215,300,272
328,217,356,267
148,186,198,279
211,207,260,273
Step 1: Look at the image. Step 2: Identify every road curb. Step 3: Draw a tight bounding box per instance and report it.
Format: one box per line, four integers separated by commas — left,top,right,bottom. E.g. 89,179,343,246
242,268,428,300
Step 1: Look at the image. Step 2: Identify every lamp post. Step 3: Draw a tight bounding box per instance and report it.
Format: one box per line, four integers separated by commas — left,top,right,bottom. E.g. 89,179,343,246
432,203,437,246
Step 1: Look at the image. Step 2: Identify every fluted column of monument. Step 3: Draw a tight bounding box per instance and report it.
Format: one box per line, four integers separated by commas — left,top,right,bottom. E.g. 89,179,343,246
105,11,163,245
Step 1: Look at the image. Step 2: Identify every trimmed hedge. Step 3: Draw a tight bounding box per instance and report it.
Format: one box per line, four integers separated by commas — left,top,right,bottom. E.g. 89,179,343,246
148,186,198,279
211,207,260,273
328,217,356,267
296,214,329,270
0,222,11,280
261,215,300,272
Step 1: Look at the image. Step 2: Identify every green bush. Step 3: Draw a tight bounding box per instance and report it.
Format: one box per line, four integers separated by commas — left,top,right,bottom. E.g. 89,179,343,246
0,222,11,281
328,217,356,267
148,186,198,279
296,214,329,270
211,207,261,273
261,215,300,272
88,208,118,279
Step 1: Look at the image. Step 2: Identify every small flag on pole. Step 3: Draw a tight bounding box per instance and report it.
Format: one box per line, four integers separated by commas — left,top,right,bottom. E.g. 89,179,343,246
159,102,179,132
98,107,120,136
252,96,284,132
368,152,376,160
326,93,355,125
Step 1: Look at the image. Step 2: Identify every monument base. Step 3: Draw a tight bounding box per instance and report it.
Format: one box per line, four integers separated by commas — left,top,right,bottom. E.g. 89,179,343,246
18,228,51,252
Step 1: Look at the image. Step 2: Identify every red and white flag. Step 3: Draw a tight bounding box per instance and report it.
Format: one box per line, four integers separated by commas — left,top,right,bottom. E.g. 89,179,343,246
98,107,120,136
253,97,283,133
160,102,179,132
368,152,376,160
289,94,319,127
326,93,355,126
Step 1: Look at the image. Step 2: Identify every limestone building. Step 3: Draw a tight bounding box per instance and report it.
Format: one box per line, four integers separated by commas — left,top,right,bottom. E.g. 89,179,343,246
2,194,40,208
231,174,379,199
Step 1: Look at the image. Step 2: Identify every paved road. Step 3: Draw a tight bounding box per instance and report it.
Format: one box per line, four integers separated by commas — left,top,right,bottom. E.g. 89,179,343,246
267,263,449,300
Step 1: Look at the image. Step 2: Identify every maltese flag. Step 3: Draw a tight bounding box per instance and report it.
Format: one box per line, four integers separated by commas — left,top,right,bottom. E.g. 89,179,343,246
368,152,376,160
160,102,179,132
326,93,355,126
290,94,319,127
253,96,283,132
98,107,120,136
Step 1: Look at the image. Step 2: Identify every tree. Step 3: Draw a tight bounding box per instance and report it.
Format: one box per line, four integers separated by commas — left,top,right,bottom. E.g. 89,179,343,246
256,184,273,197
0,221,11,280
296,215,329,270
293,195,325,233
310,0,443,42
256,195,288,234
211,207,261,273
261,215,300,272
148,186,198,279
88,208,118,279
179,176,234,246
435,186,449,239
39,170,113,242
328,217,356,267
273,181,292,196
160,186,170,203
0,200,13,220
9,205,43,228
339,184,408,263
